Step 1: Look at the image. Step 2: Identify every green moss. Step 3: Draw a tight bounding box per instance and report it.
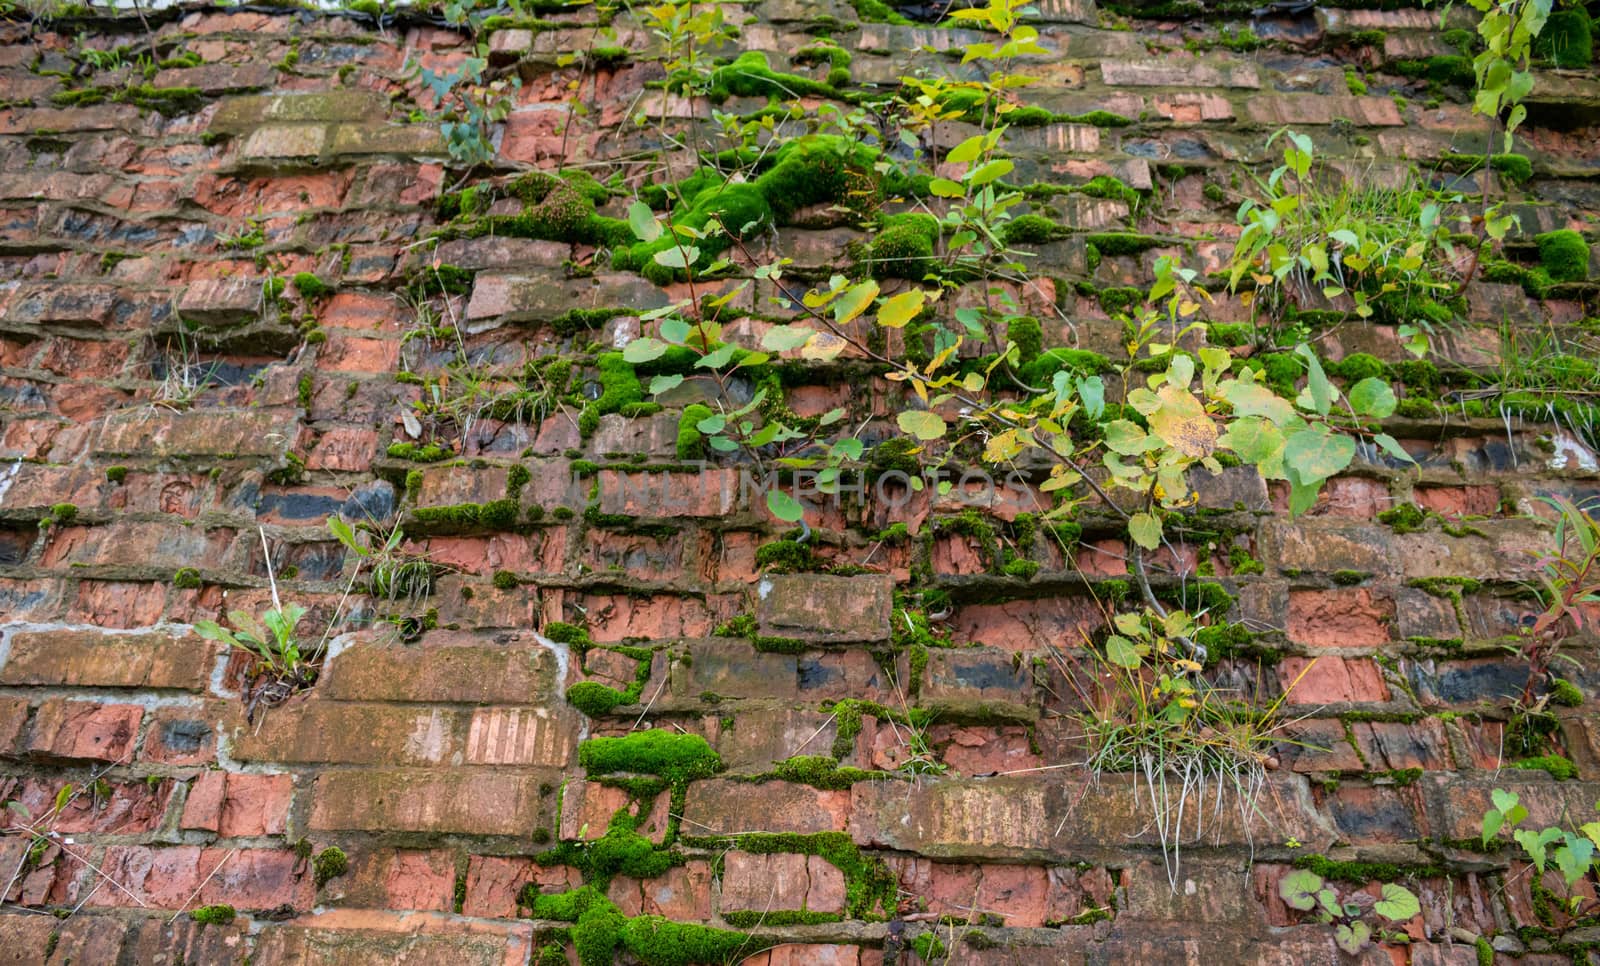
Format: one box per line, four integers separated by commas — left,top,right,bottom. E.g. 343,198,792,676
1475,936,1494,966
386,442,452,462
189,904,236,925
579,353,643,438
411,499,519,531
313,847,348,887
578,730,722,783
568,682,628,716
48,503,77,525
544,621,594,651
1344,67,1367,96
571,460,599,477
1084,232,1164,256
1535,8,1592,67
1377,503,1426,534
715,614,757,637
1391,55,1475,88
1536,229,1590,283
1510,755,1578,781
754,539,818,572
1326,352,1386,384
1001,214,1066,246
1226,546,1263,577
105,466,127,484
763,755,885,790
675,404,713,460
492,570,518,590
1003,558,1040,579
172,567,202,590
912,932,948,961
506,464,531,494
291,272,331,300
1005,316,1043,364
1098,286,1144,316
869,212,939,280
1332,569,1369,586
1153,581,1233,616
707,50,838,101
1549,677,1583,708
1292,852,1441,884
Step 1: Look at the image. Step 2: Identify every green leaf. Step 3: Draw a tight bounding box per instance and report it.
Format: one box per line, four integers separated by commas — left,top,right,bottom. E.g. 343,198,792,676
1277,869,1324,911
946,133,987,164
1104,635,1140,669
1373,883,1420,922
627,200,661,244
696,414,725,434
929,178,965,198
1371,433,1415,465
897,410,946,441
1129,511,1162,551
834,280,880,325
1077,376,1105,421
696,344,737,369
1283,426,1355,486
623,338,669,364
877,289,925,329
648,374,683,395
766,490,804,523
653,245,700,270
1348,377,1397,419
1218,417,1285,467
1333,922,1371,955
1295,344,1336,416
968,158,1014,186
762,325,813,352
1220,381,1295,424
660,317,691,344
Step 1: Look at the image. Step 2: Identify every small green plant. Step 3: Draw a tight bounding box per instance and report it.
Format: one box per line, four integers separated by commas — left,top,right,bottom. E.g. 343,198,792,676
1483,788,1600,915
189,904,236,925
194,527,323,721
1277,868,1421,953
1512,496,1600,709
415,54,520,170
313,846,349,887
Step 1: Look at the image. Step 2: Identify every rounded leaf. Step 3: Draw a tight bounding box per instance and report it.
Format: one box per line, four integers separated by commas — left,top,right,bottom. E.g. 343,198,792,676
897,410,947,441
1283,426,1356,486
1277,869,1324,912
1147,385,1217,459
766,490,804,523
1348,377,1397,419
1373,883,1420,923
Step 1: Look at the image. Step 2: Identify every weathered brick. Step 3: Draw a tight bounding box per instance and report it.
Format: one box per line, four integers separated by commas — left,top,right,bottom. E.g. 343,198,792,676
721,852,846,914
26,700,142,762
251,910,537,966
757,574,892,644
309,770,554,835
321,630,565,704
682,780,850,835
85,846,311,911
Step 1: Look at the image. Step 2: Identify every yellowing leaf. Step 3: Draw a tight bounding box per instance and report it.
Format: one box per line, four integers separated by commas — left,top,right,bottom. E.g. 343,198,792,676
801,332,848,361
834,280,879,325
1147,385,1217,459
876,289,925,329
897,410,946,441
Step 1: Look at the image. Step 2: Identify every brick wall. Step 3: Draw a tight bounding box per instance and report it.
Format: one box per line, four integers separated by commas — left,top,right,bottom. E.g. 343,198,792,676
0,1,1598,963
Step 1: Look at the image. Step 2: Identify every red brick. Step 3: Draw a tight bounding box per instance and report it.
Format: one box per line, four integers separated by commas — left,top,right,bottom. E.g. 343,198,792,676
608,860,713,920
27,700,142,763
1279,657,1391,705
721,852,845,914
1414,484,1500,518
1,776,174,834
141,705,218,765
756,574,892,644
1287,589,1394,648
307,426,380,471
324,848,456,911
1,628,216,689
85,846,311,912
741,945,861,965
309,770,553,836
251,909,537,966
560,780,670,844
67,580,167,628
0,698,29,755
322,630,565,704
463,856,579,917
683,780,850,835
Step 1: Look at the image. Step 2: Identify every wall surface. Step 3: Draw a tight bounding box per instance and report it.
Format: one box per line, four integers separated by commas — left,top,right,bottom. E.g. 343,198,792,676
1,0,1599,963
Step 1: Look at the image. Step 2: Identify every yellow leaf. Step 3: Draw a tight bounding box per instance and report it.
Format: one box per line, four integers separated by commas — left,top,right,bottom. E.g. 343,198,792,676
1146,385,1218,459
877,289,925,329
801,332,848,361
